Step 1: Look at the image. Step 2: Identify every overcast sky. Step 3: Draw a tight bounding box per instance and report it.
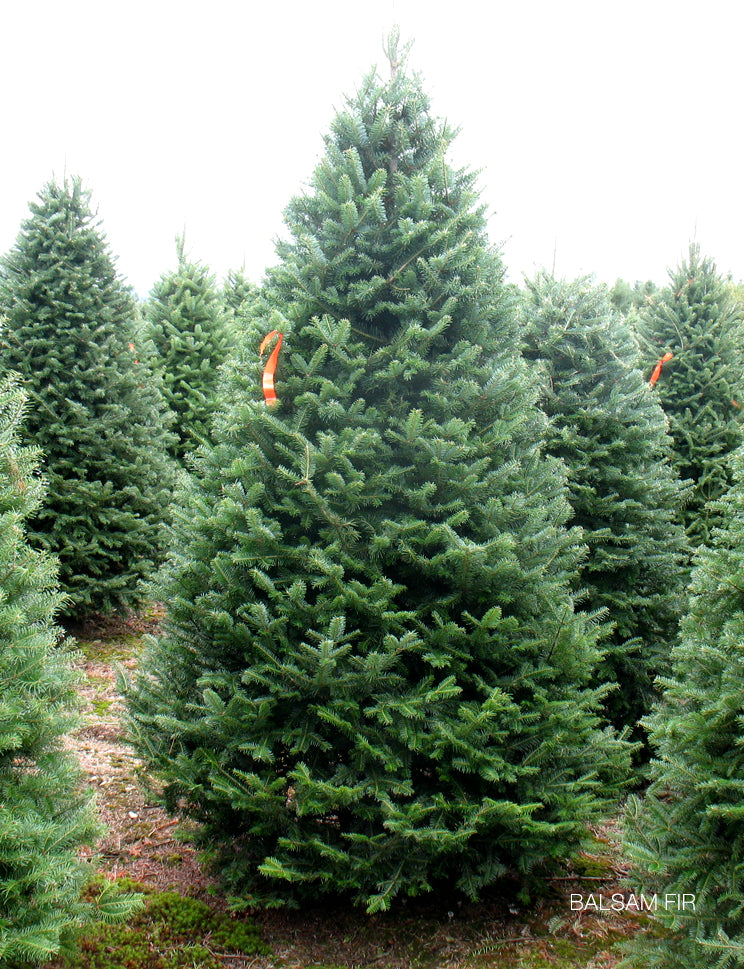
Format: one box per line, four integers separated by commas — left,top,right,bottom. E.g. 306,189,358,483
1,0,742,297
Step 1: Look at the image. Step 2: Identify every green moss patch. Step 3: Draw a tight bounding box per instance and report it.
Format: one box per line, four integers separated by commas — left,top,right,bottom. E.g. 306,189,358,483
77,634,145,664
48,882,270,969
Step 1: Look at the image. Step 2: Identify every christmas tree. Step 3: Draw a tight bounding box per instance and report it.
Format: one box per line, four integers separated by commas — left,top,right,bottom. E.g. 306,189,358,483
519,273,689,737
0,177,175,617
0,373,127,963
222,266,260,331
636,244,744,546
128,35,630,912
621,447,744,967
145,238,235,461
609,278,658,316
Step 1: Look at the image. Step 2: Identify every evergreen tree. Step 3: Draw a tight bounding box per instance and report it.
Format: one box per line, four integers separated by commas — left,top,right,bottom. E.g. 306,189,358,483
729,280,744,315
636,244,744,546
145,239,235,461
128,36,630,912
621,447,744,968
609,278,658,316
0,177,175,617
518,273,689,738
222,266,260,331
0,373,130,964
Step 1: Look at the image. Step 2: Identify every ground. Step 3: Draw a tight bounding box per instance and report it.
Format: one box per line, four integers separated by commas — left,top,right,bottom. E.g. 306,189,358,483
46,612,655,969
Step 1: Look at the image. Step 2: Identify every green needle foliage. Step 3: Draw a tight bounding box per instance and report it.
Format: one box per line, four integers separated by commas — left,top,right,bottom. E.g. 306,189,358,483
621,447,744,968
128,35,630,913
145,238,235,462
519,273,689,739
635,244,744,547
0,374,103,964
609,278,658,316
222,267,260,332
0,177,175,617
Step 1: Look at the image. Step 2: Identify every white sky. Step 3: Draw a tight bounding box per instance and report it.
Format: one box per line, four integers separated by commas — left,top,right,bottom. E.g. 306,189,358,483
1,0,742,297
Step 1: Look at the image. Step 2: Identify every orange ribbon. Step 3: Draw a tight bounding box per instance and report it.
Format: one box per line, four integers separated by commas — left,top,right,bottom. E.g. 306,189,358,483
259,330,283,405
649,352,673,387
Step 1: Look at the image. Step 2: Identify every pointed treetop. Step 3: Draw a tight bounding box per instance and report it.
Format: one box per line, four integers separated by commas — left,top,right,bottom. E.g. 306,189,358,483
384,26,411,81
175,231,187,265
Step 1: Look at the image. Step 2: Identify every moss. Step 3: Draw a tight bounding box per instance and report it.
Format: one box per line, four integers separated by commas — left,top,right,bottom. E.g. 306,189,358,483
46,881,270,969
77,634,145,663
465,943,612,967
571,851,616,880
90,698,113,716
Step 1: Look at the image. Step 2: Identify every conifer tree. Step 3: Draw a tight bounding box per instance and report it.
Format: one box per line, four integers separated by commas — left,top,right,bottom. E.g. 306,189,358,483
621,447,744,968
145,239,234,461
0,177,175,617
128,35,630,912
0,373,124,963
609,278,657,316
222,266,259,331
636,244,744,546
519,273,689,736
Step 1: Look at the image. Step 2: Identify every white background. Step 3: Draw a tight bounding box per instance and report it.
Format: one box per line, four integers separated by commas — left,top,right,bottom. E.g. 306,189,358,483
1,0,741,296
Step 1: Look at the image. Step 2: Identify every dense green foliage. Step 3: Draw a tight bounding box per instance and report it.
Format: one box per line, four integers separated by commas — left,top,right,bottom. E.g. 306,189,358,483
0,374,110,964
635,244,744,546
0,178,175,616
729,281,744,314
222,266,260,331
128,39,630,913
145,239,235,461
621,447,744,968
519,273,689,737
609,278,658,315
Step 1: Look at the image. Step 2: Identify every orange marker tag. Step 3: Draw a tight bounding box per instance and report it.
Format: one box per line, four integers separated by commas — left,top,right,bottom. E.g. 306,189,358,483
649,352,673,387
259,330,283,405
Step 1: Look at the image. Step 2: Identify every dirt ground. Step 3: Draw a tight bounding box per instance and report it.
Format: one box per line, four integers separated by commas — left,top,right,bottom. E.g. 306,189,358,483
68,616,213,900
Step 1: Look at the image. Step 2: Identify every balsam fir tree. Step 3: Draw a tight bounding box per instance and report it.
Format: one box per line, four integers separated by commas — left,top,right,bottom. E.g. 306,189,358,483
0,373,132,964
636,244,744,546
145,238,235,462
519,273,689,738
609,278,658,316
222,266,259,331
128,35,630,912
620,447,744,968
0,177,175,617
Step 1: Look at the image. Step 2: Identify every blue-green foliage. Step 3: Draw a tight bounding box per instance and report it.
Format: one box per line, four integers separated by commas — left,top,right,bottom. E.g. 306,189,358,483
0,374,100,963
622,447,744,967
128,37,631,912
0,177,175,616
636,244,744,547
145,238,235,462
519,273,689,738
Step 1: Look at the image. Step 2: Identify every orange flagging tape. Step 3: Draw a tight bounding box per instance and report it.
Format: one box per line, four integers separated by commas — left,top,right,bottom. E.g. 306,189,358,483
259,330,283,405
649,352,673,387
